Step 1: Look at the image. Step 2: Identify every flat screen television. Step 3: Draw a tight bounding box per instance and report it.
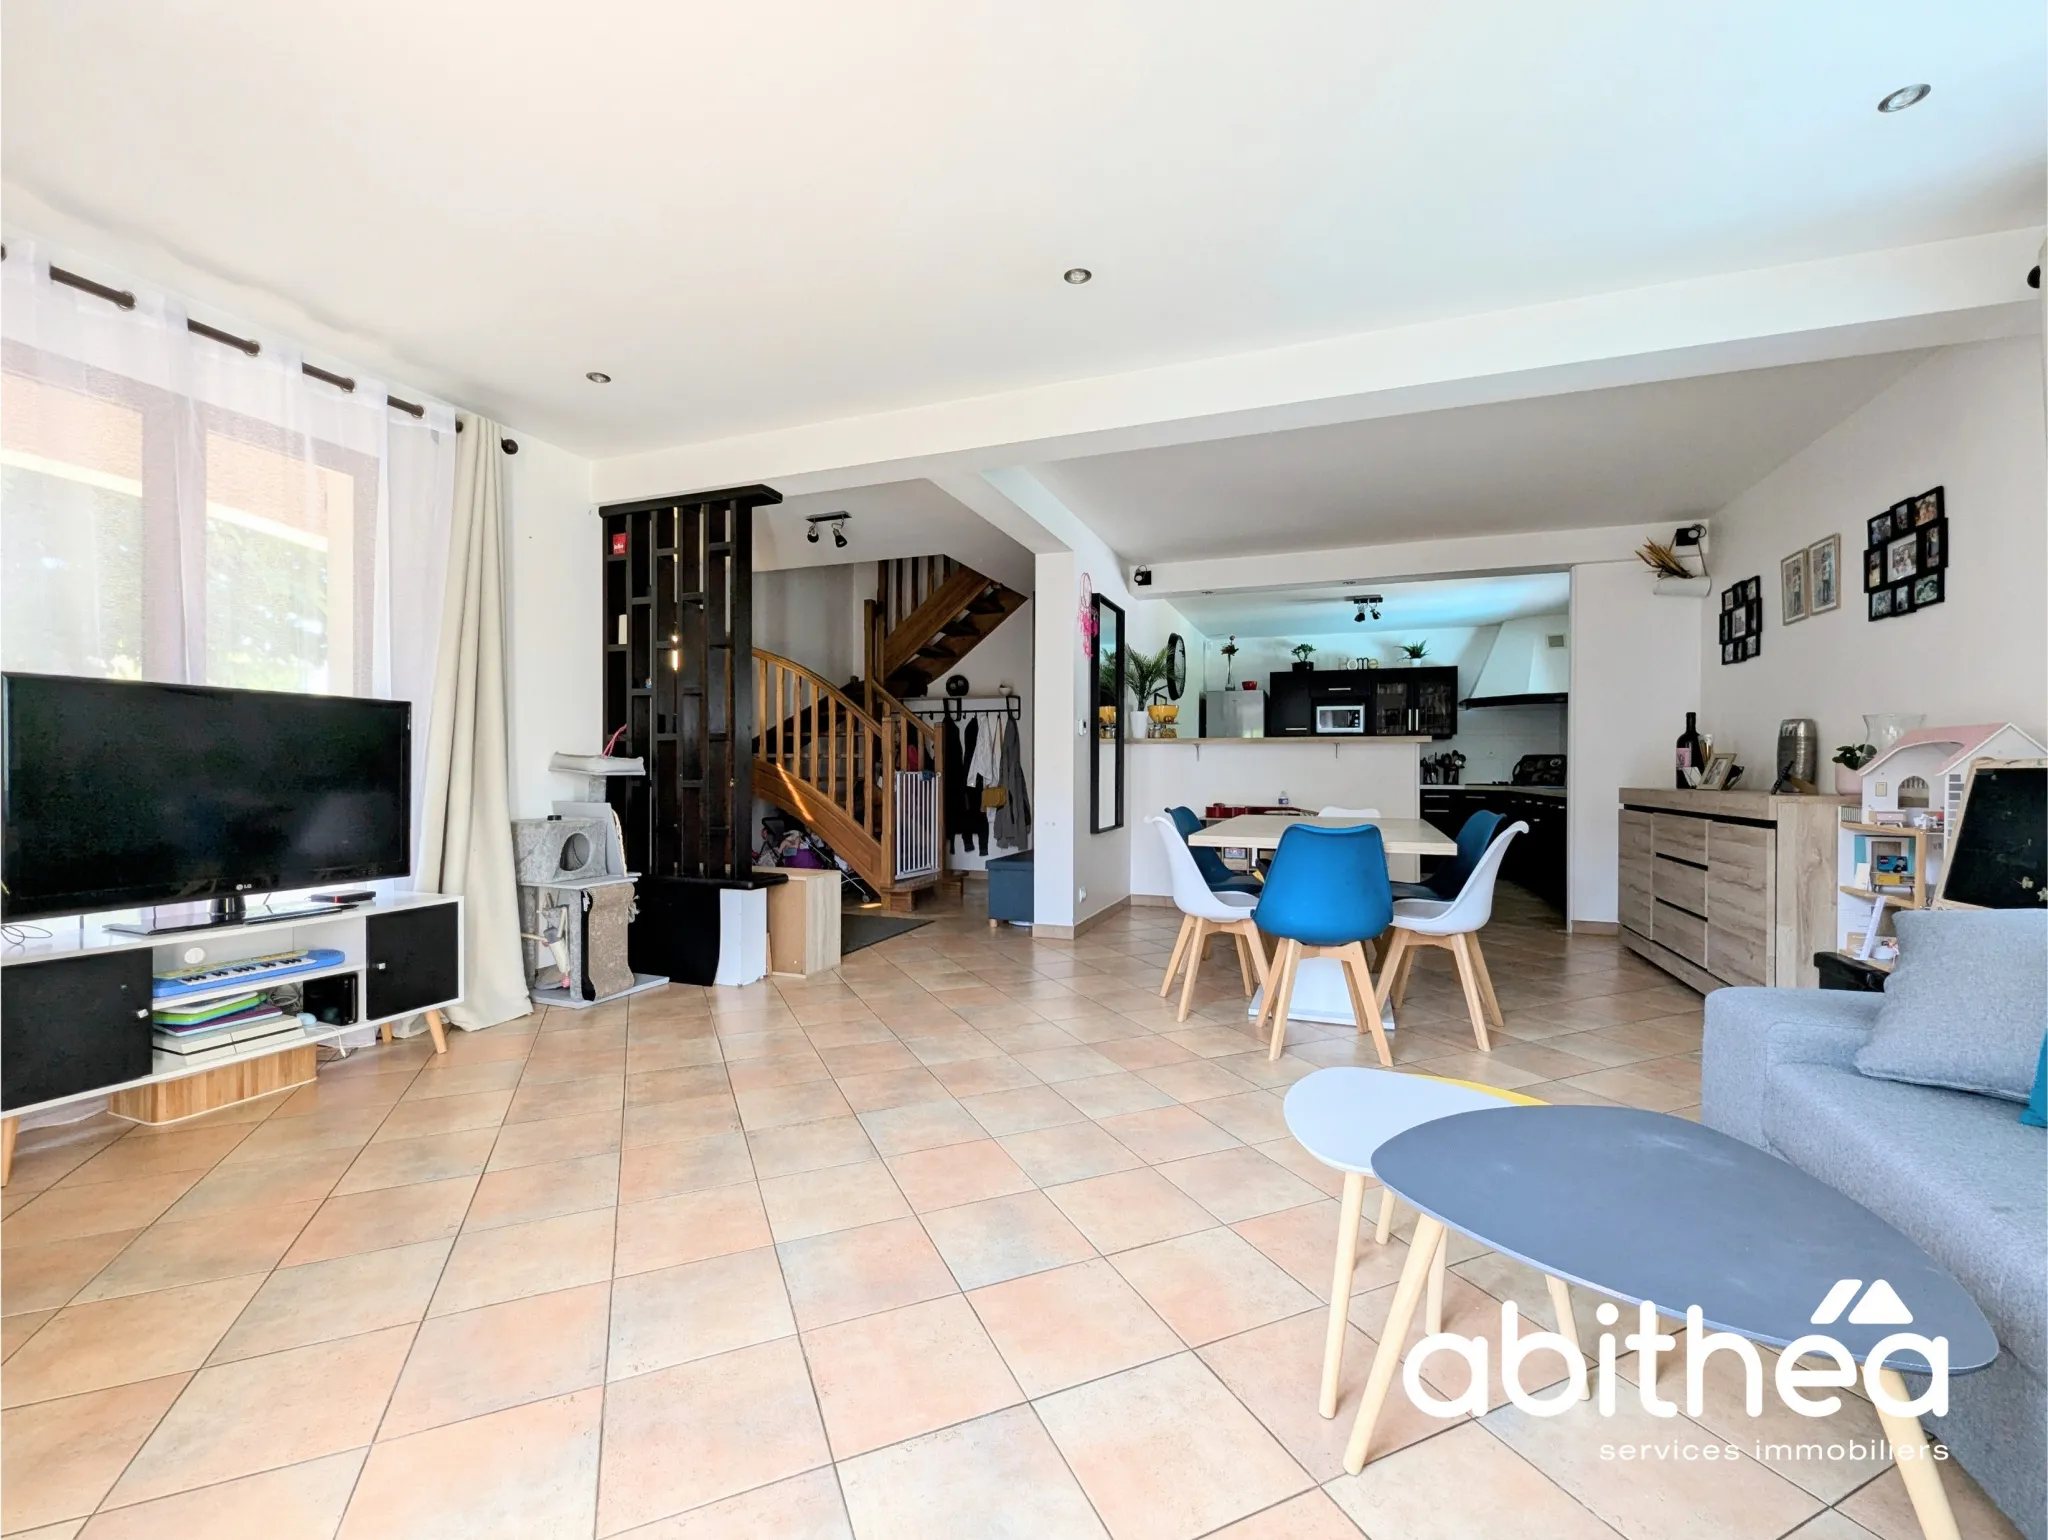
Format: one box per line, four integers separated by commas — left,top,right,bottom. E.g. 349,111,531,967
2,673,411,923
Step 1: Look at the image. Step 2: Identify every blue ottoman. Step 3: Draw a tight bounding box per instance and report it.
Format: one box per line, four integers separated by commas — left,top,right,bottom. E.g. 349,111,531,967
987,851,1034,928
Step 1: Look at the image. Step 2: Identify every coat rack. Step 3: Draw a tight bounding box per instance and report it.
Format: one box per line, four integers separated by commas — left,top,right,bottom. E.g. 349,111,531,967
908,694,1022,722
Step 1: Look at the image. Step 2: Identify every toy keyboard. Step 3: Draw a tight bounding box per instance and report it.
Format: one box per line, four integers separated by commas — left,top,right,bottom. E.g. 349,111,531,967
152,948,346,1000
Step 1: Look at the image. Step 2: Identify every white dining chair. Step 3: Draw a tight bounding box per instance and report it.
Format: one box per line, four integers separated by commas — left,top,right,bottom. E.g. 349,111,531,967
1149,815,1272,1022
1317,805,1380,819
1373,821,1528,1049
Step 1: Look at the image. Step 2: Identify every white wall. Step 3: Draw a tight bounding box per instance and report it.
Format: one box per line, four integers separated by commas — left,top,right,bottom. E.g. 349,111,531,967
752,565,865,685
1567,562,1701,925
1697,338,2047,760
503,432,598,819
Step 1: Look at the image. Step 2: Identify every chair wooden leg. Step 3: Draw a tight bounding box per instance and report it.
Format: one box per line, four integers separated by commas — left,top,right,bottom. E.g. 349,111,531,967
1425,1226,1448,1334
423,1008,450,1055
1321,1170,1367,1417
1467,932,1505,1028
1372,929,1409,1012
1160,915,1195,998
1344,1214,1444,1474
1266,939,1302,1060
1339,942,1391,1066
1450,934,1492,1050
1390,938,1420,1008
1176,918,1208,1023
1871,1367,1963,1540
1374,1184,1396,1244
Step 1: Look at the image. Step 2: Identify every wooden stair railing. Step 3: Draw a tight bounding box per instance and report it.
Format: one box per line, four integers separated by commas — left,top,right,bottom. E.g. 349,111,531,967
752,650,943,910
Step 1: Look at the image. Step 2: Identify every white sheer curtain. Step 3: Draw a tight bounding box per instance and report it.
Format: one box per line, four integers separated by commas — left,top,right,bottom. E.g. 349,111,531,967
0,238,456,845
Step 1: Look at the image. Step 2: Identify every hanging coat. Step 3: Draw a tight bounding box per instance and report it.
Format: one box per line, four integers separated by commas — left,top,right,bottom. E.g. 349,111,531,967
943,716,973,853
991,714,1032,850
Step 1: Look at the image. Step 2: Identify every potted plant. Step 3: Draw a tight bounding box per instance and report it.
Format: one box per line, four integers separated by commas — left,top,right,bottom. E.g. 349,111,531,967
1220,635,1239,688
1123,645,1177,737
1400,641,1429,666
1290,643,1316,674
1833,742,1876,796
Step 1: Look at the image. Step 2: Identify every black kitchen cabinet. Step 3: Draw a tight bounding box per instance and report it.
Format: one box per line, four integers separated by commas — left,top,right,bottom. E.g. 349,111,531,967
1265,672,1315,736
1416,786,1567,910
1268,667,1458,739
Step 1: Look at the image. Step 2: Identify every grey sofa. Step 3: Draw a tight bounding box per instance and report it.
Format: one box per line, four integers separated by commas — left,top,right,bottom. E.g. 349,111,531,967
1704,986,2046,1539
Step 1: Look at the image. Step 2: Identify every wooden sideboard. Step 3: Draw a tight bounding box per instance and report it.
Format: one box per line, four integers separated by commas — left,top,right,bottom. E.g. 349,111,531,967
1617,788,1849,992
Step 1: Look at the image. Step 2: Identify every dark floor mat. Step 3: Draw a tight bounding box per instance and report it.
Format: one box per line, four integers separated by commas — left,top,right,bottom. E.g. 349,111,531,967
840,913,932,955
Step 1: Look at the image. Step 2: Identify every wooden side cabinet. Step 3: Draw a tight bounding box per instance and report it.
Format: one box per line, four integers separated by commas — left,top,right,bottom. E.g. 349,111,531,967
1617,788,1848,992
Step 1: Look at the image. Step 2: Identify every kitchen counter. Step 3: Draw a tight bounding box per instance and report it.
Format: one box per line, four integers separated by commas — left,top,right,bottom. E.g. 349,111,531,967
1136,736,1432,746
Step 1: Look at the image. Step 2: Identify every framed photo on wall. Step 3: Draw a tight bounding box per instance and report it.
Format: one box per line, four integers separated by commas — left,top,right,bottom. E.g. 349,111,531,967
1919,520,1945,571
1866,486,1946,622
1886,533,1919,584
1865,547,1884,592
1780,550,1808,624
1870,587,1892,620
1807,534,1841,614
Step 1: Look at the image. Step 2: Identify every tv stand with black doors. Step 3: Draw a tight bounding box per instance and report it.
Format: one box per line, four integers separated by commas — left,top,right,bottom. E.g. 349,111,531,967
0,893,463,1183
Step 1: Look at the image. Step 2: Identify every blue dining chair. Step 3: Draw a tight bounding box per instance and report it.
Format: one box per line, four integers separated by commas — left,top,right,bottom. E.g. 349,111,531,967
1391,809,1502,902
1251,822,1394,1063
1167,806,1263,894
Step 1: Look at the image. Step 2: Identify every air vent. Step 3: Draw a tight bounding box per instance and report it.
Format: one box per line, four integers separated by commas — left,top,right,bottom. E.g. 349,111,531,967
1546,634,1566,648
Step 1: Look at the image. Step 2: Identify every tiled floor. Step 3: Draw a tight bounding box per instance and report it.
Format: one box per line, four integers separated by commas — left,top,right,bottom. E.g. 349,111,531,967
0,886,2022,1539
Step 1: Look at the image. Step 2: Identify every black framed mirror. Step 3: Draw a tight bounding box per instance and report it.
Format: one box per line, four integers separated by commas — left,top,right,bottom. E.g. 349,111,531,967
1091,594,1125,833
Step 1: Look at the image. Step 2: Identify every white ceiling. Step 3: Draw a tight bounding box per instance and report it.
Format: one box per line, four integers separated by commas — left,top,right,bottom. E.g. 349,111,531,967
4,3,2039,458
1173,572,1572,639
759,479,1032,591
1031,352,1927,561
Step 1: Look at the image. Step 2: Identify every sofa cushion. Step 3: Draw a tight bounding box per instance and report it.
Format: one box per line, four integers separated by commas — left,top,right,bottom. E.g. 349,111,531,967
1764,1062,2046,1381
1855,908,2048,1103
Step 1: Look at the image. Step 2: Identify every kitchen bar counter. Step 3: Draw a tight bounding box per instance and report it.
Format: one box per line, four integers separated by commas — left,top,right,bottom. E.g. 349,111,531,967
1135,736,1432,746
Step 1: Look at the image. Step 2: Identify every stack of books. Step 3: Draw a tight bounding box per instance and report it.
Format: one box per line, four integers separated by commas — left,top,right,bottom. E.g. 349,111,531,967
152,990,302,1063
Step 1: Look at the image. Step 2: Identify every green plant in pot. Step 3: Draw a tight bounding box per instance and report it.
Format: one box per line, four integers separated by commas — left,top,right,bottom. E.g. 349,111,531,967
1122,644,1176,736
1400,641,1429,665
1833,741,1877,796
1290,642,1316,674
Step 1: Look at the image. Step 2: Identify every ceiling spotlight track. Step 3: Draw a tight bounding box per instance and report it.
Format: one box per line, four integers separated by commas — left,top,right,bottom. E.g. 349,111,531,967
805,511,851,548
1347,592,1383,623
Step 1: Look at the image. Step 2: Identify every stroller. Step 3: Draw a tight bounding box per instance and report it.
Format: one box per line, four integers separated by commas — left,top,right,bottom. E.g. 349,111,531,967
756,812,877,904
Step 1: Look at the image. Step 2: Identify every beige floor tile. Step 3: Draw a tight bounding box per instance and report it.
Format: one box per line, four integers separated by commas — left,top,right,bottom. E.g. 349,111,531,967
1834,1463,2024,1540
1324,1420,1615,1540
921,1190,1097,1290
2,1276,260,1407
506,1075,625,1127
1251,1136,1349,1197
856,1099,986,1155
1779,1514,1885,1540
429,1206,616,1315
612,1234,791,1369
1155,1146,1322,1224
1,1375,190,1532
737,1081,854,1131
745,1117,876,1179
596,1337,829,1534
334,1127,497,1194
375,1087,517,1141
493,1109,628,1168
72,1203,317,1303
838,1404,1108,1539
1055,1071,1181,1119
1137,1059,1258,1104
1551,1065,1700,1113
1196,1308,1394,1481
930,1054,1043,1097
619,1131,755,1201
998,1122,1145,1186
109,1326,412,1506
404,1057,526,1099
1044,1167,1217,1254
207,1238,449,1362
608,1467,851,1539
1096,1036,1201,1071
382,1281,609,1438
614,1181,771,1275
802,1294,1022,1459
81,1449,365,1539
625,1065,733,1106
1036,1353,1313,1540
886,1139,1035,1212
959,1085,1090,1137
1188,1089,1291,1144
465,1151,619,1231
725,1053,831,1092
1111,1227,1318,1346
338,1388,601,1540
3,1174,202,1247
1231,1199,1408,1300
2,1230,147,1314
151,1149,352,1223
54,1125,252,1188
1204,1490,1365,1538
1098,1105,1241,1164
760,1160,909,1243
968,1258,1183,1396
3,1308,54,1361
1012,1045,1126,1084
818,1041,919,1077
280,1174,476,1265
777,1216,959,1330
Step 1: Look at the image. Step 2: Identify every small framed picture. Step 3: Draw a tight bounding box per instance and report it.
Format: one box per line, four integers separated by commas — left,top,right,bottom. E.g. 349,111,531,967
1918,520,1945,571
1890,580,1914,615
1721,641,1734,664
1701,751,1738,790
1912,487,1944,527
1807,535,1840,614
1912,570,1943,608
1891,499,1914,530
1870,587,1892,619
1747,576,1762,603
1744,634,1760,659
1780,550,1809,624
1885,533,1919,583
1722,587,1736,613
1868,510,1894,546
1729,605,1748,639
1717,611,1730,643
1865,548,1885,592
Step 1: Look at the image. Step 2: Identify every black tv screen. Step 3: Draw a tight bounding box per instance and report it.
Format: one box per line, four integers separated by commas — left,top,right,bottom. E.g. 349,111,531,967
2,674,411,921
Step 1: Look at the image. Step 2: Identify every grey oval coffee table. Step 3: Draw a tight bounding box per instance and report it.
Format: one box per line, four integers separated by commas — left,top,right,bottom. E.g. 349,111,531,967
1342,1106,1998,1540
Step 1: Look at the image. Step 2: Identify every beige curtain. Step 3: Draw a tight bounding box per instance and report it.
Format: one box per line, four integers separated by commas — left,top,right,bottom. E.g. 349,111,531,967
415,415,528,1028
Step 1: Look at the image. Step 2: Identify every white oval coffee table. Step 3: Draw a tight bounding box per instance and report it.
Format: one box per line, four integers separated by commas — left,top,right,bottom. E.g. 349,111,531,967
1284,1066,1578,1418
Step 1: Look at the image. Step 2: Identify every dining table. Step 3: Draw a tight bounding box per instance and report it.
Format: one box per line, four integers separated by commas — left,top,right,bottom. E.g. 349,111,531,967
1187,811,1456,1037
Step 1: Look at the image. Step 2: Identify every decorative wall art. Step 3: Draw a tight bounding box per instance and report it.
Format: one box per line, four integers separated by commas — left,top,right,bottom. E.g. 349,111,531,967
1863,486,1946,622
1780,549,1808,624
1807,534,1841,614
1718,576,1763,664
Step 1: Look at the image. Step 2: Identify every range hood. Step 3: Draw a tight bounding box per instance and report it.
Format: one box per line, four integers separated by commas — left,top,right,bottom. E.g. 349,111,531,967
1463,614,1570,707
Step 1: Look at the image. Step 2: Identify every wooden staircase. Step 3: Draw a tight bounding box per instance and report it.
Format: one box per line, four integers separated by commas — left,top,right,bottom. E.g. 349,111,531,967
752,652,944,914
869,556,1027,698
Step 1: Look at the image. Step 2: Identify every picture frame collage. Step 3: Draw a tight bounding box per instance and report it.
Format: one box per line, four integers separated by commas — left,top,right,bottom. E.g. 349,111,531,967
1779,533,1840,626
1718,575,1762,665
1864,485,1947,622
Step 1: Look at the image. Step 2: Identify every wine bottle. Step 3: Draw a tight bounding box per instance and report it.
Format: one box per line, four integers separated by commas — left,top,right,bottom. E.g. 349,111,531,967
1675,712,1704,788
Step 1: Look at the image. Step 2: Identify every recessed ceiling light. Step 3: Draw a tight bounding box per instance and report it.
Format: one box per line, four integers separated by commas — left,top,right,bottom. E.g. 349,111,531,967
1063,268,1092,285
585,371,612,383
1877,84,1930,113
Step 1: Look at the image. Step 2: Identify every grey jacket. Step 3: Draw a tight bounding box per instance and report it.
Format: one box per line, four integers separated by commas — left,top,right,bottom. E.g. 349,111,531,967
991,715,1032,850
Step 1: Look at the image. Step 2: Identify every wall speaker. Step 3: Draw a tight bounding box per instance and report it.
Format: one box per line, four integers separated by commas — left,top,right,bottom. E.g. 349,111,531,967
513,817,607,885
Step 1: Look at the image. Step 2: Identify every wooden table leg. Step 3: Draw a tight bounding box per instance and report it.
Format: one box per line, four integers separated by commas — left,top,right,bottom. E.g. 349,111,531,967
1321,1171,1367,1417
1375,1185,1396,1245
1425,1225,1448,1334
1871,1367,1961,1540
423,1008,449,1055
1545,1276,1590,1398
0,1116,16,1186
1344,1214,1444,1474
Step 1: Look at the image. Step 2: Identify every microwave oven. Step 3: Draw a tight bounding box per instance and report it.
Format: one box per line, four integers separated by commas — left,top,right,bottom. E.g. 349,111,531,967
1314,703,1366,734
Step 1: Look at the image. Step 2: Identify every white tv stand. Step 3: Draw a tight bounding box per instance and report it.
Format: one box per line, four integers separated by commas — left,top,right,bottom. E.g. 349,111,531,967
0,893,464,1182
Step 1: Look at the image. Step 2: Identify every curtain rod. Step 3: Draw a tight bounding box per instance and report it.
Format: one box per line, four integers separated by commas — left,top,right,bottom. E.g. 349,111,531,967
22,256,516,450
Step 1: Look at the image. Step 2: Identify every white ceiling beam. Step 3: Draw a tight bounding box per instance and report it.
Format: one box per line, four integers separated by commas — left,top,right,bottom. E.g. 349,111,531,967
593,227,2041,502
